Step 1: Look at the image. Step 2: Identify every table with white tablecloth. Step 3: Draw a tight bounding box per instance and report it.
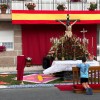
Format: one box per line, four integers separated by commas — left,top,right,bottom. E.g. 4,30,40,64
43,60,100,74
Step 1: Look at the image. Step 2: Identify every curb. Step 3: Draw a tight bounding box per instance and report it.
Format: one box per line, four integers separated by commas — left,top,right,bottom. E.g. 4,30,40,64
0,83,73,89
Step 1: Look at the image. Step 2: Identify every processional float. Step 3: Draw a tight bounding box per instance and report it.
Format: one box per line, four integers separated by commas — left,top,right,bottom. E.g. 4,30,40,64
48,14,94,61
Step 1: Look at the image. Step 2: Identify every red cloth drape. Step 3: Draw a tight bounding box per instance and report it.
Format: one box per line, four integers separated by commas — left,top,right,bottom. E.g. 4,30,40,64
22,24,97,65
73,24,97,56
17,55,26,81
22,24,65,64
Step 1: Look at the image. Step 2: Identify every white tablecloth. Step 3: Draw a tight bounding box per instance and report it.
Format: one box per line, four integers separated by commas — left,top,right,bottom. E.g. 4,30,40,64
43,60,100,74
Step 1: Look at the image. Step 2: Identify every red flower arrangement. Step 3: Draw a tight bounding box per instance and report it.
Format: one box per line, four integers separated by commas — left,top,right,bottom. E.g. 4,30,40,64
0,46,6,52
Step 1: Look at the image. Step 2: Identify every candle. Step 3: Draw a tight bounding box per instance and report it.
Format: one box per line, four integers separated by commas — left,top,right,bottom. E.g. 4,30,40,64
92,37,93,47
54,38,56,43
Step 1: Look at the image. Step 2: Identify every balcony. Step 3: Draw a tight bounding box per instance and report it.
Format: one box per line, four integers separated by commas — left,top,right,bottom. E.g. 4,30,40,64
0,0,100,22
11,0,100,11
0,0,100,14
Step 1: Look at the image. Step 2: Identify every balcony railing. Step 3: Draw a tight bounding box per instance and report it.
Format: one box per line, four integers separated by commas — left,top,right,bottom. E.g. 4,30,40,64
0,0,100,14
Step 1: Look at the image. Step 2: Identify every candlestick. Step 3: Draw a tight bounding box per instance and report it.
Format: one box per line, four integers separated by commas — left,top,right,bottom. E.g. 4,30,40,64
87,39,89,44
92,37,93,47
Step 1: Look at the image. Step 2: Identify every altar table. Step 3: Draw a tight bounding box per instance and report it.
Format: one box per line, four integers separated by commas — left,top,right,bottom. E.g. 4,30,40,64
43,60,100,74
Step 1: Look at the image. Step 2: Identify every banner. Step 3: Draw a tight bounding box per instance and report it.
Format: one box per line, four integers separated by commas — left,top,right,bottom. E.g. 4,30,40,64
12,10,100,24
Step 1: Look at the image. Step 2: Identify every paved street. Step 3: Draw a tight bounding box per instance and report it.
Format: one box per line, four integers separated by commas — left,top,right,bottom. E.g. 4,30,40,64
0,87,100,100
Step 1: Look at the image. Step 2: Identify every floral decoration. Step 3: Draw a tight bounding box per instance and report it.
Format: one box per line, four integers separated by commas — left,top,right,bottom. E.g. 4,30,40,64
57,4,66,11
25,57,32,67
48,34,88,60
0,4,9,9
0,46,6,52
25,2,36,10
26,57,32,62
88,2,97,10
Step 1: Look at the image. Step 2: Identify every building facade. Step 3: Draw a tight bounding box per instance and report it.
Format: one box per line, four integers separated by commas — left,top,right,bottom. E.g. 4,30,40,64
0,0,100,69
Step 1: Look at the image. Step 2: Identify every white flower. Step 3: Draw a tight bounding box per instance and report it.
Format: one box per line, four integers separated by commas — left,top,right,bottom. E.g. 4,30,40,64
26,57,32,61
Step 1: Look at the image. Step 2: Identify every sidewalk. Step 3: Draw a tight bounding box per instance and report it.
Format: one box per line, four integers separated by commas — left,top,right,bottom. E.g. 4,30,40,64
0,65,44,74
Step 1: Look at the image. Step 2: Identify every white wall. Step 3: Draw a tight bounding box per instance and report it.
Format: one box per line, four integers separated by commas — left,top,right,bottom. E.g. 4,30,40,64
0,30,14,42
12,0,100,10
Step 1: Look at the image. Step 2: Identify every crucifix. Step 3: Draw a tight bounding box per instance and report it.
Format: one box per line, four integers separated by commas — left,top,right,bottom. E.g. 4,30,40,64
80,28,87,39
80,28,89,57
66,14,70,26
80,28,89,45
56,14,80,38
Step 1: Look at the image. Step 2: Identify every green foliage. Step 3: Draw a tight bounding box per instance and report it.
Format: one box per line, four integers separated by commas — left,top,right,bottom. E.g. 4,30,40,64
0,4,8,9
57,4,66,10
0,74,35,85
89,2,97,10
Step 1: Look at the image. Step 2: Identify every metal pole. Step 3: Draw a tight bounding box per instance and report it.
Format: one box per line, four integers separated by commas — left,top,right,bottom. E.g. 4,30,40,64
82,0,83,10
23,0,24,10
38,0,39,10
41,0,42,10
99,0,100,10
70,0,71,10
68,0,69,11
98,0,99,9
53,0,54,10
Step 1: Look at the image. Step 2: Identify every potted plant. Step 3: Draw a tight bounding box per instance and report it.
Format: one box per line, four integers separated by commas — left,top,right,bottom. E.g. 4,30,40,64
25,2,36,10
0,3,9,14
88,2,97,11
57,4,66,11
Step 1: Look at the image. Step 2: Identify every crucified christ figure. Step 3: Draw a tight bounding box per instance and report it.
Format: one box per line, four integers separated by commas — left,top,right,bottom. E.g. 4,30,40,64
57,19,78,38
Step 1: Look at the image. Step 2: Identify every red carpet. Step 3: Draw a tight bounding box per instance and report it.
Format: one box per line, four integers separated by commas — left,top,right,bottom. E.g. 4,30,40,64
55,84,73,91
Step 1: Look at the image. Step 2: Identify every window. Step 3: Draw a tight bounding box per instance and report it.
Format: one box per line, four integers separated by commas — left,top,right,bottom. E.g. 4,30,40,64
0,0,11,3
0,30,14,51
71,0,81,2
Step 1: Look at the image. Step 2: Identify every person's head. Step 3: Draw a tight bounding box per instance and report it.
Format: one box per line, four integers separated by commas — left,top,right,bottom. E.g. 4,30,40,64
82,57,86,63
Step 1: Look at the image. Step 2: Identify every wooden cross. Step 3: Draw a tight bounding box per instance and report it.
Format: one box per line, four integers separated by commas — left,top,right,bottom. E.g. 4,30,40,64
66,14,70,25
56,14,80,24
